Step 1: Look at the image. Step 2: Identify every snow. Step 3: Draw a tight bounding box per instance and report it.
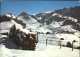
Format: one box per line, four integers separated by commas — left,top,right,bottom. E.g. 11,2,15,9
12,15,16,19
52,13,63,17
11,20,22,29
68,17,78,22
56,34,79,41
9,44,79,57
50,21,63,27
0,20,22,33
0,32,79,57
0,45,12,57
38,33,80,48
0,12,80,57
5,14,11,17
17,15,42,30
31,14,36,16
0,21,14,33
0,23,79,57
52,13,78,23
74,31,80,37
61,25,77,32
0,20,22,30
0,38,79,57
28,16,38,24
32,11,53,16
0,21,14,30
52,13,58,16
37,17,42,20
17,16,28,24
37,26,50,33
50,19,78,33
5,14,16,19
44,11,52,14
55,33,80,48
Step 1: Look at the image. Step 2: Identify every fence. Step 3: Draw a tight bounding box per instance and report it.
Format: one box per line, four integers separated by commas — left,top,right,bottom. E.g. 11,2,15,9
38,34,61,46
37,34,77,51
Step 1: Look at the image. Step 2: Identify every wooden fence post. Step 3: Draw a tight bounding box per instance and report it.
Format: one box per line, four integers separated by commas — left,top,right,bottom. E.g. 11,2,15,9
60,41,61,49
72,42,73,51
46,39,47,46
60,38,64,49
72,40,76,51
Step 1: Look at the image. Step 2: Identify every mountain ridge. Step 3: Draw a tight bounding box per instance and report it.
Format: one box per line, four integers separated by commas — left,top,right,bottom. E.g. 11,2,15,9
0,6,80,32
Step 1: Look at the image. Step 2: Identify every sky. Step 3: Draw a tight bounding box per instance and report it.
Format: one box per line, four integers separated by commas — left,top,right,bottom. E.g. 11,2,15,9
1,1,80,15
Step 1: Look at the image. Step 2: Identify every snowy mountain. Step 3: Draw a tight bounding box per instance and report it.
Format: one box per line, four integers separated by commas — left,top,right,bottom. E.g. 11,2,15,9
0,6,80,49
0,6,80,57
17,12,41,29
0,6,80,38
54,6,80,23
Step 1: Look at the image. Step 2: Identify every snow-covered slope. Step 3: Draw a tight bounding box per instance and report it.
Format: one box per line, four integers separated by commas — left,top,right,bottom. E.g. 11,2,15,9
0,34,79,57
0,20,22,33
4,13,16,19
0,10,80,57
17,12,51,33
0,44,79,57
17,12,41,29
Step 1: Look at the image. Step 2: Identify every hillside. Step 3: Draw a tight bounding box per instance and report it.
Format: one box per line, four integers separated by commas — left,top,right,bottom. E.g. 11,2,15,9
54,6,80,23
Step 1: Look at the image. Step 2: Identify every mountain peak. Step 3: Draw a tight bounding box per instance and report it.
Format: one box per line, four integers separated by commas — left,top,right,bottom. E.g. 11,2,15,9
18,12,29,16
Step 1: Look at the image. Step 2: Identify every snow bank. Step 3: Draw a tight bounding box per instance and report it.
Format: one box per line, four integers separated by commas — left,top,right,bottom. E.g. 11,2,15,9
38,33,80,48
56,34,80,48
11,20,22,29
0,33,79,57
0,20,23,33
0,43,79,57
0,45,12,57
0,21,14,30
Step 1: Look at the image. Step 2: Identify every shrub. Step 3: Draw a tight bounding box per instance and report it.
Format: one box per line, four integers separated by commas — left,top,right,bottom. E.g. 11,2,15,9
77,46,80,49
46,32,50,34
60,38,64,40
66,42,72,47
